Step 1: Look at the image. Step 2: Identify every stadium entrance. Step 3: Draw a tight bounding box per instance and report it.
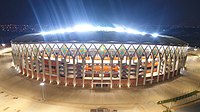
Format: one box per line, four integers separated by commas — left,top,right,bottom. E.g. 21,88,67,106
93,80,111,88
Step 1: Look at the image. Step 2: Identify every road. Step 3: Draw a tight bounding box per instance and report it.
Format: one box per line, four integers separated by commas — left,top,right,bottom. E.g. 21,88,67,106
176,102,200,112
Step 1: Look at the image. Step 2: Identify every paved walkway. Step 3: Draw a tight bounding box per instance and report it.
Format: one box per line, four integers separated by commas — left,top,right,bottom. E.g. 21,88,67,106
0,51,200,112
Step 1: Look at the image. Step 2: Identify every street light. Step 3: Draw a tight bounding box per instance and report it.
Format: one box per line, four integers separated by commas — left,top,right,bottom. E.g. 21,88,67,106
40,82,45,101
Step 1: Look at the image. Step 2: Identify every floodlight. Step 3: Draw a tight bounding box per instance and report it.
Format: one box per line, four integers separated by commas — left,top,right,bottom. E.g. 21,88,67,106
40,82,45,86
152,33,159,37
140,32,147,35
39,24,155,36
73,24,95,32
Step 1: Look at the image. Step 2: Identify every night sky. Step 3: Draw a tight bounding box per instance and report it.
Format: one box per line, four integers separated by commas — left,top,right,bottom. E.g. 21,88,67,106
0,0,200,27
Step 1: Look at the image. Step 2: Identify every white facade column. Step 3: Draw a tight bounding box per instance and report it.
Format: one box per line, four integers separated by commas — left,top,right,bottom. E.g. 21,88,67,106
91,59,94,88
143,58,148,85
42,53,45,82
30,55,34,78
73,57,76,87
48,56,52,83
56,56,60,85
156,55,161,82
82,58,85,88
167,57,172,79
22,53,25,75
18,46,21,73
127,58,131,87
101,59,103,88
150,57,155,84
172,54,176,77
135,58,140,86
175,56,180,76
110,58,113,88
36,55,40,80
64,57,68,86
162,55,167,81
17,55,20,70
25,54,29,76
119,59,122,88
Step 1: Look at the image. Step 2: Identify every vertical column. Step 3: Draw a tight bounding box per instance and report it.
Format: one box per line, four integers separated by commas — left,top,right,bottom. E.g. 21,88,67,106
36,55,39,80
175,56,180,76
91,59,94,88
119,59,122,88
167,57,172,79
135,58,140,86
101,59,103,88
11,45,15,67
17,46,20,71
56,56,60,85
17,51,20,72
19,54,22,70
150,58,155,84
64,57,68,86
19,53,22,73
143,58,148,85
73,57,76,87
17,51,19,72
22,53,25,75
156,56,161,82
30,55,34,78
110,58,113,88
172,55,176,77
42,53,45,82
82,58,85,88
26,54,29,76
127,58,131,87
162,56,167,81
49,56,52,83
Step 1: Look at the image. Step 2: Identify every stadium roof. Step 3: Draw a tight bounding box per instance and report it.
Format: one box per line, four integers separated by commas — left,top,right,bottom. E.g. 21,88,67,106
11,32,188,46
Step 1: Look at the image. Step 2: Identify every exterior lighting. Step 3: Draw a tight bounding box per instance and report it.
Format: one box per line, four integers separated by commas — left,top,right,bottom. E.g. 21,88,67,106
194,48,197,51
2,43,5,47
140,32,147,35
40,24,152,36
151,33,159,37
40,82,45,86
73,24,95,32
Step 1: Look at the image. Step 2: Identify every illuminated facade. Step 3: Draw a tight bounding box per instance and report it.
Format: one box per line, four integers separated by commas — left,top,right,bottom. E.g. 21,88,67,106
11,31,188,88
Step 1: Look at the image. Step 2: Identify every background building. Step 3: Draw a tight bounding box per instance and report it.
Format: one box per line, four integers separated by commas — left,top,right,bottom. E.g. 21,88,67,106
11,31,188,88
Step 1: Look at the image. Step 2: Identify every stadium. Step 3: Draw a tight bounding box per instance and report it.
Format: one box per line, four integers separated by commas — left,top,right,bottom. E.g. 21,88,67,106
11,25,188,88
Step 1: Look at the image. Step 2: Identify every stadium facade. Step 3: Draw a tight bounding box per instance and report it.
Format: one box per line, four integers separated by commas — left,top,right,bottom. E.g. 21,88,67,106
11,30,188,88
